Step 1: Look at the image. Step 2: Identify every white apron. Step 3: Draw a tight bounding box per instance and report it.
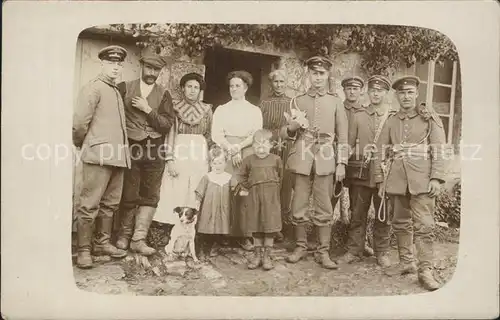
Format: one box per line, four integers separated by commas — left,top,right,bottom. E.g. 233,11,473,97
155,134,209,225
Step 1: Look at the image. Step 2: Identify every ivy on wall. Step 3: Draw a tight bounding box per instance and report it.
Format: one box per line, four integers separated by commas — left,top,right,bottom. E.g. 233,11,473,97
107,23,458,76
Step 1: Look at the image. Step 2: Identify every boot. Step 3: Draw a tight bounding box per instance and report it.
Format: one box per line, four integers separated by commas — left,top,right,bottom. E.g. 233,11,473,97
384,232,417,276
316,226,338,269
363,241,375,257
286,224,308,263
376,252,392,268
418,267,441,291
115,207,137,250
275,232,284,243
93,216,127,258
130,206,156,256
76,218,93,269
262,247,274,270
247,247,263,269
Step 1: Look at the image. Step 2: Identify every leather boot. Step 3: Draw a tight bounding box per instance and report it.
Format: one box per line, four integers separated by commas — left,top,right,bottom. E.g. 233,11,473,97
93,215,127,258
286,224,308,263
76,218,93,269
418,267,441,291
376,252,392,268
247,247,263,269
130,206,156,256
336,252,361,265
316,226,338,269
384,232,417,276
262,247,274,270
116,207,137,250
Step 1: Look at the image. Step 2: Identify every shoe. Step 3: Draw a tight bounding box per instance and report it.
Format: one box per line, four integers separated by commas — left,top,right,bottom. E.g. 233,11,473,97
275,232,285,243
247,247,263,269
116,237,129,251
93,242,127,258
418,268,441,291
262,247,274,270
383,262,418,276
336,252,361,264
316,226,338,269
363,243,375,257
130,206,156,256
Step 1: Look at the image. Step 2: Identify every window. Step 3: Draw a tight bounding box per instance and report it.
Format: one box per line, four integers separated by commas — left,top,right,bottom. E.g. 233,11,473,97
413,60,459,144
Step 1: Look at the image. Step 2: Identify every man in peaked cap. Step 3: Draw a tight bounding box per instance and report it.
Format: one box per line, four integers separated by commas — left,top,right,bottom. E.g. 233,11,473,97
373,75,448,291
73,45,130,269
280,55,349,269
115,53,176,256
337,74,395,268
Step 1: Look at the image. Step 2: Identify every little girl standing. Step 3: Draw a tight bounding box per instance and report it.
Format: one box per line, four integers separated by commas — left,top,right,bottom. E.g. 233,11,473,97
237,129,283,270
195,146,236,259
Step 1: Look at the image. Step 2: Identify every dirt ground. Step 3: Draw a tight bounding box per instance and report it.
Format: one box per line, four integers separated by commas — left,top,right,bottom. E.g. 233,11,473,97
73,233,459,297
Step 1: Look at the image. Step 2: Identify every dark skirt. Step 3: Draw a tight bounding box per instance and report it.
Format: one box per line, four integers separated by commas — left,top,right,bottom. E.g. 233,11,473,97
244,182,282,234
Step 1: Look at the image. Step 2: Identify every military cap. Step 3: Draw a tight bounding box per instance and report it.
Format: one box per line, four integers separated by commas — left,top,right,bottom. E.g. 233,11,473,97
367,75,391,91
98,45,127,62
341,76,365,88
140,54,168,69
391,75,420,90
305,56,333,72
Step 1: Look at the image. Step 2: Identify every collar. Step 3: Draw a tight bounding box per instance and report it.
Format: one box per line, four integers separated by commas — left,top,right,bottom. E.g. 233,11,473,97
397,107,418,119
366,104,387,116
98,73,117,87
271,91,287,98
307,87,327,97
344,100,363,110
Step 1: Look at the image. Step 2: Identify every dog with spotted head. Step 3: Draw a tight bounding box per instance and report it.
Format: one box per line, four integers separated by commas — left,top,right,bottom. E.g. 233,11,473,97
164,206,199,262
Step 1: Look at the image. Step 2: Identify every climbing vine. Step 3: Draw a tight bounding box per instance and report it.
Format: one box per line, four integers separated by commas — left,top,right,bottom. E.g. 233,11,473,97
108,23,458,75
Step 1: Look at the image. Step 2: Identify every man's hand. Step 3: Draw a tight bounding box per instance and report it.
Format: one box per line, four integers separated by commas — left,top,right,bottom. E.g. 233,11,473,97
132,96,153,114
428,179,442,197
232,152,243,168
335,163,346,182
166,160,178,177
228,144,241,156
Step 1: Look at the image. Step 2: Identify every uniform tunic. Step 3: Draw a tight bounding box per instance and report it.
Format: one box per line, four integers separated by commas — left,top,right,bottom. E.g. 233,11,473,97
345,104,393,256
280,87,349,226
236,154,283,233
373,104,449,269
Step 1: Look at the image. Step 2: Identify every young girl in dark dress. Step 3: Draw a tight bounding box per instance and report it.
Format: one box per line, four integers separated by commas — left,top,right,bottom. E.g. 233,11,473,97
236,129,283,270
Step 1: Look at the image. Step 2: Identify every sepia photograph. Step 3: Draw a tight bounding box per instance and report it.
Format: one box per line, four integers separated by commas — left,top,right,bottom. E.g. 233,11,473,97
72,22,462,296
2,1,499,319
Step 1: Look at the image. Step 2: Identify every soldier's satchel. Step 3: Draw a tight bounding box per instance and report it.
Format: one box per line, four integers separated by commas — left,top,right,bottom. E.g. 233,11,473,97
346,111,390,181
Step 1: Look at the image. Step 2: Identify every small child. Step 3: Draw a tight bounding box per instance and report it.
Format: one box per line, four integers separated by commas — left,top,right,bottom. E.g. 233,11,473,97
195,146,236,259
237,129,283,270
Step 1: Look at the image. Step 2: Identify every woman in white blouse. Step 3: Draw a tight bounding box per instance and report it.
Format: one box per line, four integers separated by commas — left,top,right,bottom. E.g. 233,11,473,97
211,70,263,251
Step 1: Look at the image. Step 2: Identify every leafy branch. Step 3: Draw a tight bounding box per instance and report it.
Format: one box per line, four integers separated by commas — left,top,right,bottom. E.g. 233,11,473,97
105,23,458,75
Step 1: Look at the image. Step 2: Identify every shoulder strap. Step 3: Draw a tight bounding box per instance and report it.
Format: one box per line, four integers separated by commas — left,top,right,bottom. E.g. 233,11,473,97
373,111,391,144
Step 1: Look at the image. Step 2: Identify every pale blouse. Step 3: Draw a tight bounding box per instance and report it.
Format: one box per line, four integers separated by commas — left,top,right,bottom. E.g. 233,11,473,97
211,99,263,149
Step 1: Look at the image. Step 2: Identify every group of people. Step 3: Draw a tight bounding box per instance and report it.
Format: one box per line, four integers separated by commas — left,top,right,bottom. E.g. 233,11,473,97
73,44,448,292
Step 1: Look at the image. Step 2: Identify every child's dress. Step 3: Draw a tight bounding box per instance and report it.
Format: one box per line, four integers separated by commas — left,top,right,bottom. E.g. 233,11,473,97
195,171,235,235
237,154,283,234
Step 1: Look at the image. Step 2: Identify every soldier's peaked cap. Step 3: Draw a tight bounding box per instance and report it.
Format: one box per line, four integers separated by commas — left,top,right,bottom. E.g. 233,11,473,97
305,56,333,71
392,75,420,90
341,76,365,88
367,75,391,90
98,45,127,62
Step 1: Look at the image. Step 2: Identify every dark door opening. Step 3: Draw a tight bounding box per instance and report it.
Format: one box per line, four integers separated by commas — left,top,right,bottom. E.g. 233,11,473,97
203,47,280,109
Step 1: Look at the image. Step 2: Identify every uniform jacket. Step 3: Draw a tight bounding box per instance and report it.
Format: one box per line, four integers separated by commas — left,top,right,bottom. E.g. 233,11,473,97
347,104,394,188
280,87,349,176
344,100,366,128
117,79,175,142
373,105,449,195
73,74,130,168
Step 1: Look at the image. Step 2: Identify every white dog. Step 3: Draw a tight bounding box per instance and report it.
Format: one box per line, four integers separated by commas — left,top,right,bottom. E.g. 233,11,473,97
164,206,199,263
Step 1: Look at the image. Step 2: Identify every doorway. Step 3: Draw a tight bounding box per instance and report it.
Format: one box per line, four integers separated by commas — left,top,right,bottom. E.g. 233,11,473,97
203,47,280,108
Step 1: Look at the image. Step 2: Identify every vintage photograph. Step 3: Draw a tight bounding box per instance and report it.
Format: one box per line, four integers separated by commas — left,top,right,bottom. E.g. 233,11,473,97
71,23,462,297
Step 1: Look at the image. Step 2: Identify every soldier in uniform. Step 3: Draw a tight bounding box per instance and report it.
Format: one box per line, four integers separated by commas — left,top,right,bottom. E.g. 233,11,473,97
115,54,176,256
281,56,349,269
73,45,131,268
337,75,394,267
374,75,448,291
